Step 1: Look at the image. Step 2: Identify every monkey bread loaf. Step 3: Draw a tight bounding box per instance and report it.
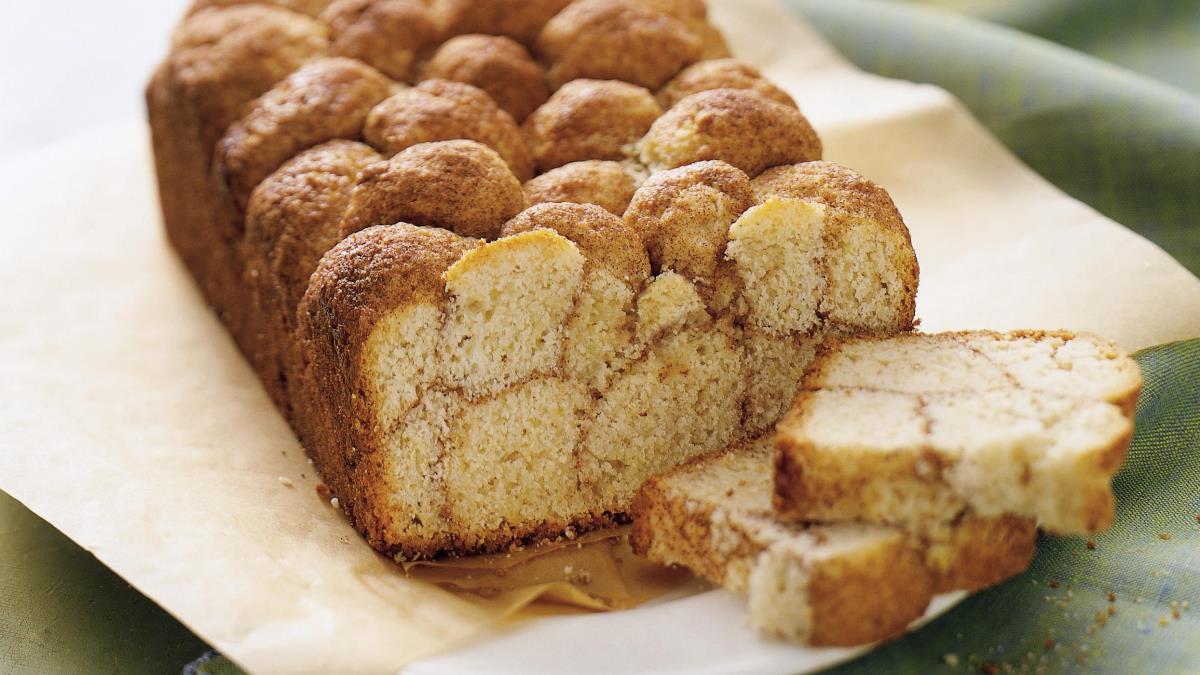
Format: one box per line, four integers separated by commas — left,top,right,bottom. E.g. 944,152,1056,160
147,0,921,559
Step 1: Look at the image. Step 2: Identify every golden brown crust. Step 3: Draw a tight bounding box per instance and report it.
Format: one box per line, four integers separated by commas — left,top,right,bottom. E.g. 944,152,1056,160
242,140,382,413
435,0,574,46
523,160,646,216
630,441,937,647
639,88,822,176
320,0,442,82
150,6,329,364
419,34,549,123
805,539,934,647
297,224,479,553
657,58,796,110
168,6,330,146
623,160,753,288
522,79,662,173
500,202,651,289
216,57,392,212
536,0,703,90
753,161,920,331
364,79,534,180
340,139,526,240
928,514,1038,593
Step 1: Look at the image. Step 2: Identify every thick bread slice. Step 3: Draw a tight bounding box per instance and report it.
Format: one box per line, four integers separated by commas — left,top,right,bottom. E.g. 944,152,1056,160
630,436,1035,645
775,331,1142,535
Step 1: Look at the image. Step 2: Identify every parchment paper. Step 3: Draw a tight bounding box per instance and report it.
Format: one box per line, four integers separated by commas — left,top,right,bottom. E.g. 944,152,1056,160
1,1,1198,673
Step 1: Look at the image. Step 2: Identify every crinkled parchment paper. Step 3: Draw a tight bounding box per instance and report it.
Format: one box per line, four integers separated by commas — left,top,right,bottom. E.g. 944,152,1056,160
1,1,1198,673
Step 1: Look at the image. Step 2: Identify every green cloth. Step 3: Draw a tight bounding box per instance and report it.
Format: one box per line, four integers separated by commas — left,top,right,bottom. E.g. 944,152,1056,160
2,2,1198,673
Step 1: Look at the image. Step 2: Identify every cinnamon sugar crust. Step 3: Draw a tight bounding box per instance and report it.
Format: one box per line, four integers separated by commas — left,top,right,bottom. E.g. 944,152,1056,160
522,79,662,173
217,57,392,212
658,58,796,110
167,6,330,145
436,0,574,46
639,88,822,176
523,160,647,216
320,0,442,82
419,34,550,123
340,139,526,240
364,79,534,180
500,202,651,290
536,0,703,90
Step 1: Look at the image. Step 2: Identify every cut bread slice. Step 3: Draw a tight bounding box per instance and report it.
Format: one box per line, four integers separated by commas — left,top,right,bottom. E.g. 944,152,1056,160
630,436,1036,645
775,331,1142,535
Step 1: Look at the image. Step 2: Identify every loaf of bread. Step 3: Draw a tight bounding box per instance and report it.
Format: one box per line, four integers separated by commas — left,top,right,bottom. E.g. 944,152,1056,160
147,0,920,559
775,331,1142,536
630,436,1037,645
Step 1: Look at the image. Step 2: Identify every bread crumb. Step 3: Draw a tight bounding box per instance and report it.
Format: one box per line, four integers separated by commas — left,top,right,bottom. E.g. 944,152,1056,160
1158,532,1172,540
331,497,340,509
564,564,574,575
315,483,331,500
1043,639,1055,651
1086,540,1096,550
278,476,294,488
1107,591,1116,603
1048,580,1060,589
1159,615,1170,626
942,653,959,667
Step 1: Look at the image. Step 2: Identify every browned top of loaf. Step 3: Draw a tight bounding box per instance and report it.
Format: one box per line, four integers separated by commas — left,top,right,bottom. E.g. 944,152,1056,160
658,58,796,110
536,0,703,89
753,161,908,237
523,160,646,216
167,6,330,141
419,35,550,123
523,79,663,173
640,88,822,176
753,161,919,331
300,224,479,360
500,202,651,289
364,79,534,180
320,0,442,82
217,57,392,212
245,140,382,315
624,160,754,282
340,139,526,240
437,0,575,46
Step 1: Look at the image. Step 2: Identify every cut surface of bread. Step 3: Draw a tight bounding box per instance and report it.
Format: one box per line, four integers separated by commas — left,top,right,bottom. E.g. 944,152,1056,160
775,331,1142,536
630,436,1036,645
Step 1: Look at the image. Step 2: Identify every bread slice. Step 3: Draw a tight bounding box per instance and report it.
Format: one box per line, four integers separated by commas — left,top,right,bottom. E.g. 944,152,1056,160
775,331,1142,536
630,436,1036,645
